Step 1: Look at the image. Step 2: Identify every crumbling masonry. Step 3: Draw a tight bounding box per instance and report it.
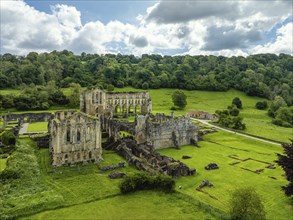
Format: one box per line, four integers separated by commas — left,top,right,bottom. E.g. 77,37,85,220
50,88,198,177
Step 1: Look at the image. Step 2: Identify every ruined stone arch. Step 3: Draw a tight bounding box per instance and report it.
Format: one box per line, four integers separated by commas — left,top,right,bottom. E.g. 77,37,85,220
115,105,122,114
135,105,141,114
129,105,134,114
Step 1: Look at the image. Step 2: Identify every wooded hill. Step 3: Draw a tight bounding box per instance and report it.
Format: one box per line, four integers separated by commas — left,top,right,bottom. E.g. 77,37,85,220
1,51,292,106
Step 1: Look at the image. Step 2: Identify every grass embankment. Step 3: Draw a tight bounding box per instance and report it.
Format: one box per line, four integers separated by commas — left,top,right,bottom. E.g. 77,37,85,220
158,131,292,220
27,122,48,132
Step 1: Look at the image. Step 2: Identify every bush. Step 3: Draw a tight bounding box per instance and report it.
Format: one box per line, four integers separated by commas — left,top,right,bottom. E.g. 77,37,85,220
255,101,268,110
1,132,16,146
119,173,175,194
0,169,21,180
142,82,149,90
232,97,242,109
107,84,115,92
230,187,265,220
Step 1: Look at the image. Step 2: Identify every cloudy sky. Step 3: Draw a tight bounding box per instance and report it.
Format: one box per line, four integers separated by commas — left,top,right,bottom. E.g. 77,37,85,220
1,0,292,56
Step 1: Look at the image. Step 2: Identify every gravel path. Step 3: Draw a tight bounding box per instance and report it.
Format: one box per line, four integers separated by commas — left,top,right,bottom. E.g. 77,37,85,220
192,118,281,146
19,123,29,134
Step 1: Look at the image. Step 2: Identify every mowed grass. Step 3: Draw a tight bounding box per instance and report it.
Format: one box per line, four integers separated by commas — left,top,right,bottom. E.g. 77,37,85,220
116,87,292,143
0,158,7,171
27,122,48,132
24,191,217,220
158,131,292,220
17,142,224,220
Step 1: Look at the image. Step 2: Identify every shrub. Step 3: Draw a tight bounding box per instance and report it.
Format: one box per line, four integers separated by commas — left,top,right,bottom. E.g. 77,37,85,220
255,101,268,110
142,82,149,90
107,84,115,92
229,187,265,220
0,169,21,180
119,173,175,194
232,97,242,109
1,132,16,146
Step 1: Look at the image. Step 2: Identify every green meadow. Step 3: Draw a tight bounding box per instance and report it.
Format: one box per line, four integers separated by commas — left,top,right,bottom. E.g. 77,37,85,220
27,122,48,132
158,131,292,220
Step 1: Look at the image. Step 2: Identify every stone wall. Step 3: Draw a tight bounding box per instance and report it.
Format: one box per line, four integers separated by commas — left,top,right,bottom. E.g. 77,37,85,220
80,88,152,117
135,113,198,149
104,138,195,178
3,112,52,126
49,111,102,166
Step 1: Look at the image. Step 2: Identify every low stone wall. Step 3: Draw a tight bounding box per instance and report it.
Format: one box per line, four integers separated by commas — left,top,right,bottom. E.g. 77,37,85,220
31,135,50,148
105,137,195,178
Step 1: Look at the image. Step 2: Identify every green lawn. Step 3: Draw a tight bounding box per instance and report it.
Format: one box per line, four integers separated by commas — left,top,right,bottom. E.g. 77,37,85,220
158,131,292,220
27,122,48,132
24,191,219,220
0,158,7,171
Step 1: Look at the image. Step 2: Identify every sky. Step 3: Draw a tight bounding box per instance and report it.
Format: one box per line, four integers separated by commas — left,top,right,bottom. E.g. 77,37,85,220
1,0,292,56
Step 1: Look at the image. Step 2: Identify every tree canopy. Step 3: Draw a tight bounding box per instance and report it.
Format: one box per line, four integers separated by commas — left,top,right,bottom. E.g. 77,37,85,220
172,90,187,109
276,141,293,196
0,52,292,106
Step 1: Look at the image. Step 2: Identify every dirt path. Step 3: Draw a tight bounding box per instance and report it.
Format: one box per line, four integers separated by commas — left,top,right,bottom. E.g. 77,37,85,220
192,118,281,146
18,123,29,134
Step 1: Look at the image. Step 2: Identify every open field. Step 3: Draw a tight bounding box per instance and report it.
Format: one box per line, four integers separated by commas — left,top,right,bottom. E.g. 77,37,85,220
158,131,292,220
27,122,48,132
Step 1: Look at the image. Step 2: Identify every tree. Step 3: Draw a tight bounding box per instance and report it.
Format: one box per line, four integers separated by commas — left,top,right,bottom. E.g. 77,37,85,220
68,83,81,107
1,132,16,146
232,97,242,109
229,187,265,220
276,141,293,196
255,101,268,110
172,90,187,109
107,84,115,92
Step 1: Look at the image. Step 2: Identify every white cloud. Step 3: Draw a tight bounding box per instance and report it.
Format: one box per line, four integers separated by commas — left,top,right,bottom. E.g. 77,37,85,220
51,4,82,29
0,0,292,56
252,23,293,55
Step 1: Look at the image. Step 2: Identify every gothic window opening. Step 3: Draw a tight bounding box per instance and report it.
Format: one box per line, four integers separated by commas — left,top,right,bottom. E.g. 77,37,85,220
77,129,81,143
66,127,70,142
89,151,92,159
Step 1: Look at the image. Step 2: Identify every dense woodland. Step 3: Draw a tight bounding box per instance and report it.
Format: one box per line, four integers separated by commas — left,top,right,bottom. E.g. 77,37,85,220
1,51,292,105
0,51,292,127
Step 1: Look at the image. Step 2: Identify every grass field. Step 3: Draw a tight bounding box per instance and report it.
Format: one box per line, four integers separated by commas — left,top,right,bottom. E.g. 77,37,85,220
0,158,7,171
25,191,218,220
158,131,292,220
2,138,224,220
27,122,48,132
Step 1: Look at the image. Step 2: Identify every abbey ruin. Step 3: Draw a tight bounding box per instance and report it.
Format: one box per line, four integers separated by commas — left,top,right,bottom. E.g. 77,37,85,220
49,111,102,166
49,88,199,177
